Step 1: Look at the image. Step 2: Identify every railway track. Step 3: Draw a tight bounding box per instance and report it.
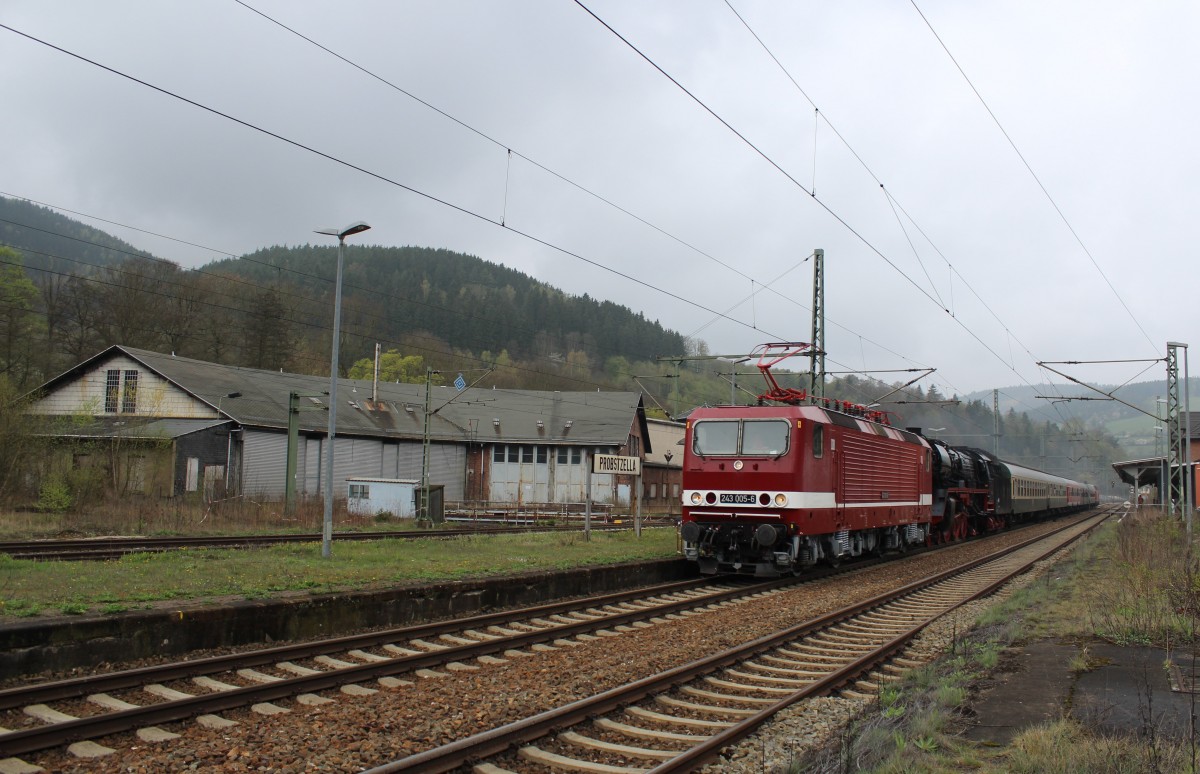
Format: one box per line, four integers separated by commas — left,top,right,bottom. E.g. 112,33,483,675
365,508,1111,773
0,575,796,762
0,523,635,561
0,508,1114,770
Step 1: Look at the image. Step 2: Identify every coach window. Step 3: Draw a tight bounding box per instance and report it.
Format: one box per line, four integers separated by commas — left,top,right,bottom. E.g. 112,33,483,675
812,424,824,458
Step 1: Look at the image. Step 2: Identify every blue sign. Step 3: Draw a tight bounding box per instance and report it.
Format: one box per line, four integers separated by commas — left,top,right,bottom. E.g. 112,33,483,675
454,374,466,392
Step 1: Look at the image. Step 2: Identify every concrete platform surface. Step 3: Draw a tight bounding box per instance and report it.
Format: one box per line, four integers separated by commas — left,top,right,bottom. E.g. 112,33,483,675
966,640,1200,745
965,641,1078,745
1072,643,1199,741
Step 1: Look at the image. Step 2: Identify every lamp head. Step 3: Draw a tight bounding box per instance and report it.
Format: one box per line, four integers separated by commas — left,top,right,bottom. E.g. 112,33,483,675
315,221,372,240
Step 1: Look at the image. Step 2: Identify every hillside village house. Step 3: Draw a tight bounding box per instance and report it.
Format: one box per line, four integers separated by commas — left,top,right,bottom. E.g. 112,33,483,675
25,346,680,514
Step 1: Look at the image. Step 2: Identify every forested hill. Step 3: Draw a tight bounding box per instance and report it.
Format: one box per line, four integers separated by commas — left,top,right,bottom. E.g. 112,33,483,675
0,197,150,276
208,244,686,366
0,193,691,394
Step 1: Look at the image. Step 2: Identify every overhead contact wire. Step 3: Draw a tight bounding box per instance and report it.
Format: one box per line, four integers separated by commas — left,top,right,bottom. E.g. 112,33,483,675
908,0,1157,351
0,22,760,339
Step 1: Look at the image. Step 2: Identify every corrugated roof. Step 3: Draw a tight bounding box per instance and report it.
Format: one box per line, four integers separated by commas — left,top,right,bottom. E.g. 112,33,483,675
36,346,644,446
43,417,232,440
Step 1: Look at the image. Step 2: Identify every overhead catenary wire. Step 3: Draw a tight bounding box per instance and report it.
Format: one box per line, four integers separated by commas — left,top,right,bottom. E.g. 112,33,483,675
0,15,1106,431
0,11,989,408
0,22,785,351
576,2,1082,430
908,0,1157,352
230,0,954,388
0,18,953,406
718,0,1087,426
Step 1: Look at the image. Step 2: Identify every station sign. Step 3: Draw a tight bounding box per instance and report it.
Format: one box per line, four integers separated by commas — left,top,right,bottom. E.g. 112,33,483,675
593,453,641,476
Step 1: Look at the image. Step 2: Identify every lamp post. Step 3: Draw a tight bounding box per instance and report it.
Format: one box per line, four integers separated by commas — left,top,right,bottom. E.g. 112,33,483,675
314,221,371,558
421,366,440,523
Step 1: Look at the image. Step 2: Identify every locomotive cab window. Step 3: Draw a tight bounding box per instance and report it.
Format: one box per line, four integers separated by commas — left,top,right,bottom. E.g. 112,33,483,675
692,419,790,457
741,420,790,456
812,424,824,458
692,420,739,456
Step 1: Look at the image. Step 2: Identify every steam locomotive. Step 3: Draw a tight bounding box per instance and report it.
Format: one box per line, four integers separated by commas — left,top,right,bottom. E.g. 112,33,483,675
679,345,1098,577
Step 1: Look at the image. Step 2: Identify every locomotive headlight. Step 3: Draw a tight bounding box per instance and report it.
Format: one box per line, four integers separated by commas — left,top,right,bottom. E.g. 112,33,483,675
774,493,788,507
690,492,702,505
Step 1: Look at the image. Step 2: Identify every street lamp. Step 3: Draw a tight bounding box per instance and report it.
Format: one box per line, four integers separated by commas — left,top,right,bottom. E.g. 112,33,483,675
314,221,371,558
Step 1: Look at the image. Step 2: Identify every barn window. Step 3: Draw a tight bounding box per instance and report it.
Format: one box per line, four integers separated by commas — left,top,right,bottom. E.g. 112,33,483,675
570,448,582,465
536,446,548,464
185,457,200,492
557,447,569,464
105,369,121,413
122,370,138,413
628,435,640,456
493,446,505,462
521,445,534,463
649,483,657,499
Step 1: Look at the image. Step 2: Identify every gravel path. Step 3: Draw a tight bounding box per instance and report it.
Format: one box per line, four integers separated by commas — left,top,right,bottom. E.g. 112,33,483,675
21,520,1077,772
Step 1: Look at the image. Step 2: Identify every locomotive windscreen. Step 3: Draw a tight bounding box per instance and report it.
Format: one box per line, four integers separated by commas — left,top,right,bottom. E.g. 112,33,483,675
741,420,790,455
692,418,791,457
693,420,739,455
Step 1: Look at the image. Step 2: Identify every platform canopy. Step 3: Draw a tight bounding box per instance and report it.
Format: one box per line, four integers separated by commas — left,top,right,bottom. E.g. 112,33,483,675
1111,457,1169,488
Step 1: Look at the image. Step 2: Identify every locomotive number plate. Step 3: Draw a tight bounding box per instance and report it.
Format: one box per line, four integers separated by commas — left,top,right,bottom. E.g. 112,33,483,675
720,493,757,504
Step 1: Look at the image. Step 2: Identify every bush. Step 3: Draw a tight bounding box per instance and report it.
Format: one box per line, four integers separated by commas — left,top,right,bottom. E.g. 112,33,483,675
38,476,72,512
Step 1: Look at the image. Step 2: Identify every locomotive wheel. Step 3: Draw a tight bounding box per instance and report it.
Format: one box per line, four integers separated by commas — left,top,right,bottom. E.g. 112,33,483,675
952,512,969,541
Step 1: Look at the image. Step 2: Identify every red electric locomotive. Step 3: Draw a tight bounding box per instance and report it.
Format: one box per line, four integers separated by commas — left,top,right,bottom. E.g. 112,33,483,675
679,343,1095,576
681,344,934,576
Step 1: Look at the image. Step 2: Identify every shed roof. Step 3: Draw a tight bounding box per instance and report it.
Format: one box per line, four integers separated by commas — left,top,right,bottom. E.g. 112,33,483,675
32,346,647,447
42,417,232,440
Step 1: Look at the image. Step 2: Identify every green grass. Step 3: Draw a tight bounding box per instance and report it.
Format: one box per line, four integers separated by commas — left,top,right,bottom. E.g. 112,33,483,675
0,500,616,540
1003,718,1194,773
0,528,679,617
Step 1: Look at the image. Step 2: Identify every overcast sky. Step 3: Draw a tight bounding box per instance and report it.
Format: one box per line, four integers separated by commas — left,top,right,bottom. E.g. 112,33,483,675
1,1,1196,417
